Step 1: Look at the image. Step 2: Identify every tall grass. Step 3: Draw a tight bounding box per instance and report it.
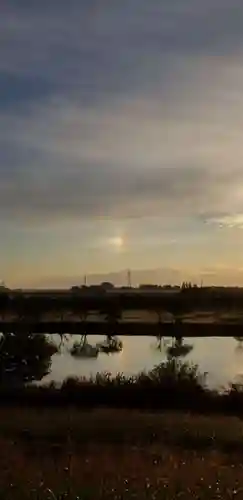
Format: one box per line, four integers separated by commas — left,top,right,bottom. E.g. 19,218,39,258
0,358,242,415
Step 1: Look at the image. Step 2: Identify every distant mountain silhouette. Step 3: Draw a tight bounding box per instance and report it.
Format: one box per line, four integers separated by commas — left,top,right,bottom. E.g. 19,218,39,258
18,266,243,289
20,268,183,289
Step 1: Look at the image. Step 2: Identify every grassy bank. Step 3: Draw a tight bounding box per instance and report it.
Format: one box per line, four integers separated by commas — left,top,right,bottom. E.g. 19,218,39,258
1,408,243,498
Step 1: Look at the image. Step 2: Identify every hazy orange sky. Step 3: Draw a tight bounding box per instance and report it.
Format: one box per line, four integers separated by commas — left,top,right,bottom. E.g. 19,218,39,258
1,1,243,288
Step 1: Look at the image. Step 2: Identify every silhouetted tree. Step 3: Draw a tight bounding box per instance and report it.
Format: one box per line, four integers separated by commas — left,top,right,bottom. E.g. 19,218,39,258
100,300,122,341
0,292,10,320
0,332,57,386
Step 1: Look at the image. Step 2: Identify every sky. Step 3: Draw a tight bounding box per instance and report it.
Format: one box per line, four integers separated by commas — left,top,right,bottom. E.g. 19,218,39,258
2,1,243,287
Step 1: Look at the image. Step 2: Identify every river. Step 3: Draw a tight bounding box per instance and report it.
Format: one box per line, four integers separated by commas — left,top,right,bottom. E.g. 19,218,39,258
43,335,243,390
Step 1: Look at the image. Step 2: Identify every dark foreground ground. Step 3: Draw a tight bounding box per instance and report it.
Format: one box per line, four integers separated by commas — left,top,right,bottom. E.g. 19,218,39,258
1,408,243,499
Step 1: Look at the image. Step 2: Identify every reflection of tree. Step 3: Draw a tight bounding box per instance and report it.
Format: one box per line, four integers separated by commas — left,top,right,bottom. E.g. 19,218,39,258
71,334,98,358
151,336,170,353
166,336,193,359
98,336,123,354
234,336,243,353
0,332,57,386
234,336,243,343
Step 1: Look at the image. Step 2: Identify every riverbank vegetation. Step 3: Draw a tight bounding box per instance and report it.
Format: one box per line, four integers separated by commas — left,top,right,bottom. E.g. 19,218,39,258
0,358,243,417
0,332,57,385
1,285,243,322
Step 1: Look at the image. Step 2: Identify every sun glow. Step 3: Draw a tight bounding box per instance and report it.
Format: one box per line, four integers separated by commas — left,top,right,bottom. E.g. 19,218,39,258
109,236,124,248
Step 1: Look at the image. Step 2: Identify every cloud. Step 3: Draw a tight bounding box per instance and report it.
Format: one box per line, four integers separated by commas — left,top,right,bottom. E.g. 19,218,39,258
1,1,243,106
2,1,243,228
1,90,243,227
209,214,243,229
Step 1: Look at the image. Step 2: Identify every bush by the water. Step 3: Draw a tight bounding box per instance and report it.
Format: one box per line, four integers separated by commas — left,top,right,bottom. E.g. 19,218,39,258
0,358,233,413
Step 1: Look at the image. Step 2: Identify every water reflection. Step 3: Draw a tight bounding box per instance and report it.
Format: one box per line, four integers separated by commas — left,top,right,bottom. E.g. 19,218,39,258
151,336,170,353
234,337,243,353
97,336,123,354
150,336,193,359
166,338,193,359
66,333,124,357
43,335,243,391
234,337,243,342
70,335,99,358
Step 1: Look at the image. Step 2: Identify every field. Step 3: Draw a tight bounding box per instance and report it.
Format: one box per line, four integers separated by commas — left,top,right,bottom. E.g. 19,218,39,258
1,408,243,498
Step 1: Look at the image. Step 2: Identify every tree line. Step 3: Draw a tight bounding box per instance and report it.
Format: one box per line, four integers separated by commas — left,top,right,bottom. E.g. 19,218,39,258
0,288,243,320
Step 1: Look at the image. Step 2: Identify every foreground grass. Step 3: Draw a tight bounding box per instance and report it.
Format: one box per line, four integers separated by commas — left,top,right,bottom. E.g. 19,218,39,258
1,408,243,498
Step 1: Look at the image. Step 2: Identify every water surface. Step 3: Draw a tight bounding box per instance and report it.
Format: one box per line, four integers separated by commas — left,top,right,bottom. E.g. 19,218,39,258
43,335,243,390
